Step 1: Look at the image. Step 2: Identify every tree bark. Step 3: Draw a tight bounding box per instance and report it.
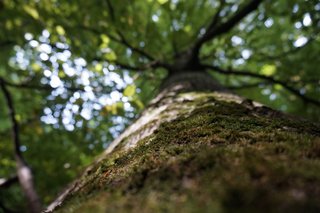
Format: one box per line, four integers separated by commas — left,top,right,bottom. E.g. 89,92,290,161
46,71,320,212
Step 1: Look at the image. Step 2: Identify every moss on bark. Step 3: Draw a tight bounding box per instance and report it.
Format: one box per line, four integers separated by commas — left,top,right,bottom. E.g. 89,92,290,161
49,92,320,213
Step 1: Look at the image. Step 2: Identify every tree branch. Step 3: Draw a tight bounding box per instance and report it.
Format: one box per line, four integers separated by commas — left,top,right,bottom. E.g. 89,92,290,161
202,0,226,37
0,77,84,92
111,60,163,71
0,175,18,188
105,0,116,22
226,82,266,90
202,64,320,106
193,0,263,55
0,77,42,213
103,0,156,61
256,34,318,60
0,78,24,160
0,40,15,47
79,25,156,61
93,56,168,71
53,25,168,71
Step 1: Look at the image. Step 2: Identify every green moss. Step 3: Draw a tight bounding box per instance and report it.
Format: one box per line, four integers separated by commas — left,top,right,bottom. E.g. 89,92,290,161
55,92,320,213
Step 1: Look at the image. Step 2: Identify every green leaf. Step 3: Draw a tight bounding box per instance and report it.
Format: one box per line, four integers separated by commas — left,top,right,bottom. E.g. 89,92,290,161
132,99,144,110
157,0,169,4
56,25,65,35
100,34,110,45
103,51,117,61
94,64,103,73
31,63,42,72
123,85,136,97
23,5,39,20
100,35,110,49
261,64,276,76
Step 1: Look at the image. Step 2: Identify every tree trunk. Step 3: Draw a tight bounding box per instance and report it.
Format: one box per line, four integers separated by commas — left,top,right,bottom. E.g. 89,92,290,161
46,71,320,213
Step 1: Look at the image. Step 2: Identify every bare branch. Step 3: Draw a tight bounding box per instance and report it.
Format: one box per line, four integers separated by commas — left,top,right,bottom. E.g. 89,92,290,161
202,64,320,106
0,78,42,213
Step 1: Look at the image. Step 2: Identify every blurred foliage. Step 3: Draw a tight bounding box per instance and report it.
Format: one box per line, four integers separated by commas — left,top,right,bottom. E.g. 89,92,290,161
0,0,319,211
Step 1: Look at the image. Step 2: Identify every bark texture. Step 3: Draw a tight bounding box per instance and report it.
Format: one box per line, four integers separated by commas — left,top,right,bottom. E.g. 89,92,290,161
46,72,320,213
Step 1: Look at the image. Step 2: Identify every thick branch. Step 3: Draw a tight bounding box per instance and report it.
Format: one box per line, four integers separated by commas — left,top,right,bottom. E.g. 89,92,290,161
202,65,320,106
194,0,263,54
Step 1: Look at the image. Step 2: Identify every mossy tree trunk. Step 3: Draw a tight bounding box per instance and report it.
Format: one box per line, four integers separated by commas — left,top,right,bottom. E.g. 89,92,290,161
46,71,320,213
